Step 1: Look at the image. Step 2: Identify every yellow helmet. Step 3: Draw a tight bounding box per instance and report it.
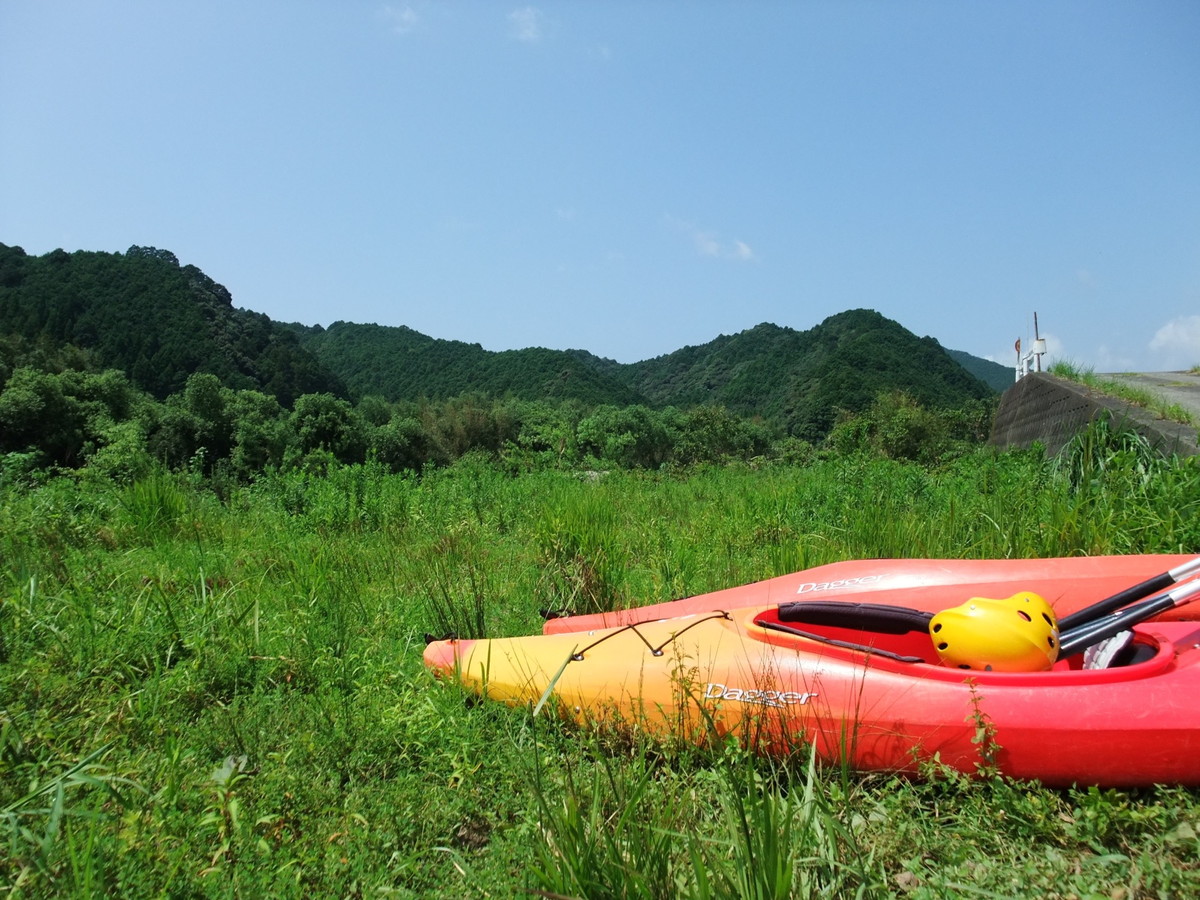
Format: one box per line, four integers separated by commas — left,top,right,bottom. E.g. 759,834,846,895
930,592,1060,672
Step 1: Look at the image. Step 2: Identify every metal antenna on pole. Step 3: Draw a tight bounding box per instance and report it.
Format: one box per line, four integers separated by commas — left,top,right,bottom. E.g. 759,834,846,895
1032,312,1046,373
1034,312,1041,372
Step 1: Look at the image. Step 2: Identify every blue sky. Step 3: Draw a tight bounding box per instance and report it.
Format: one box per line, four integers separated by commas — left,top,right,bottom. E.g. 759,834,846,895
2,1,1198,372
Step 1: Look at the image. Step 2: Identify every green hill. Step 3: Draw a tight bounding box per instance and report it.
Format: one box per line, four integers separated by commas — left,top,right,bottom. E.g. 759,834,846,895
290,321,644,407
0,243,346,405
1,243,999,439
293,312,995,439
610,311,994,440
946,349,1014,392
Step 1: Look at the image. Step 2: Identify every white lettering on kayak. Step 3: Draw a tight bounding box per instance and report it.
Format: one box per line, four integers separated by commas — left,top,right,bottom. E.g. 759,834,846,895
796,573,887,594
703,682,817,708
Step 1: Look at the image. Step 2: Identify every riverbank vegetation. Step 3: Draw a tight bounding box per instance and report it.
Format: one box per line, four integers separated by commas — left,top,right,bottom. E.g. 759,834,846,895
0,332,996,485
1,244,1004,443
3,406,1199,896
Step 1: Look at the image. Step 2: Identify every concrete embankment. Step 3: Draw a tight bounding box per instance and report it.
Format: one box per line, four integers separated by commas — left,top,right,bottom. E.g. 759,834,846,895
989,372,1200,458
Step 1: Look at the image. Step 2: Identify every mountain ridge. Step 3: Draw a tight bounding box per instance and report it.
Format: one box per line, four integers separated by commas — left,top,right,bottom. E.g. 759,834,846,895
1,243,1004,437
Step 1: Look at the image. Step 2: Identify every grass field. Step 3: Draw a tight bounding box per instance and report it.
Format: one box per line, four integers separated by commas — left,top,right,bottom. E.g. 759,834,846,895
3,432,1200,897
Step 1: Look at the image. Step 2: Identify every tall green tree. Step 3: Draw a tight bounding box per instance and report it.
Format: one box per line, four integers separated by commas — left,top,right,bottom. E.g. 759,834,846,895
228,389,289,477
370,416,432,473
577,405,673,469
290,392,365,463
0,367,85,466
669,405,771,465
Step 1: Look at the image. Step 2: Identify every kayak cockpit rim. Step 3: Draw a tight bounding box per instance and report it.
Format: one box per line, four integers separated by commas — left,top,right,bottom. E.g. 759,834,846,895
743,604,1178,685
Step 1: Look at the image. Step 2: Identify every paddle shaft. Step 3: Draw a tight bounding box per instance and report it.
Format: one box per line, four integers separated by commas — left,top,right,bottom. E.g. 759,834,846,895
1058,577,1200,657
1057,556,1200,632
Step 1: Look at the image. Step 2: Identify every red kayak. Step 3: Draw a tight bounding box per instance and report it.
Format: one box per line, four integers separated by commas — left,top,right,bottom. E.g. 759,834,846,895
543,555,1200,634
428,574,1200,786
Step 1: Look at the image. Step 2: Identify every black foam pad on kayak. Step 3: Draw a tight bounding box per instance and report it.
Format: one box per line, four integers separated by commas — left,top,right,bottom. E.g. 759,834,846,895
775,601,934,634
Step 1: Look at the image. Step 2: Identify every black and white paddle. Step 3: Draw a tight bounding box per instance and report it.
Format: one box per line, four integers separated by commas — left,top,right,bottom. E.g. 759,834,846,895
1056,555,1200,633
1058,576,1200,658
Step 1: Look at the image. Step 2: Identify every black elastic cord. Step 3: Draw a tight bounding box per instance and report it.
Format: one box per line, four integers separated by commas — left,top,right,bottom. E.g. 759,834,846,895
569,612,732,661
758,620,928,664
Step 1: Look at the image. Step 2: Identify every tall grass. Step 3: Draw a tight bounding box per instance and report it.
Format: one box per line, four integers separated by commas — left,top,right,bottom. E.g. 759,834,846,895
2,438,1199,896
533,479,631,617
530,736,883,899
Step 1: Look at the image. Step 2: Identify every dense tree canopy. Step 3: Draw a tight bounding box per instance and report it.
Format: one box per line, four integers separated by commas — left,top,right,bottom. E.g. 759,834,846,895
0,338,995,484
0,243,1004,481
0,243,347,403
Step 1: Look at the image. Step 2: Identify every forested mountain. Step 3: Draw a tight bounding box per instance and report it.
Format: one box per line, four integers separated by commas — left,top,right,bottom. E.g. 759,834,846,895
607,312,994,440
288,321,644,407
1,243,996,439
293,312,993,440
0,243,346,405
946,349,1013,392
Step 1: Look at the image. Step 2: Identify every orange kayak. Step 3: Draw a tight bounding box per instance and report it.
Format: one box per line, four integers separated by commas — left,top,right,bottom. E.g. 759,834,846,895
542,554,1200,634
426,593,1200,786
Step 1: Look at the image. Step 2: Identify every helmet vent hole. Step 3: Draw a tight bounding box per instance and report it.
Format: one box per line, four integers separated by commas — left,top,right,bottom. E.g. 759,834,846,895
1042,613,1054,626
937,642,948,651
1048,636,1056,648
1017,610,1031,622
932,623,942,633
958,664,971,670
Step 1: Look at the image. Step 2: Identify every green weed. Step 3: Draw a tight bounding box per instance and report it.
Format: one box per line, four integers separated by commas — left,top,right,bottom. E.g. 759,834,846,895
2,452,1200,896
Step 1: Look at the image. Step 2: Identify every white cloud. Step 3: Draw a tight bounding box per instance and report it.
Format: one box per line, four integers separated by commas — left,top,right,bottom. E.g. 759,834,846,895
509,7,543,43
382,4,418,35
731,240,755,261
666,215,756,262
1149,314,1200,368
1150,315,1200,354
1092,343,1139,373
694,231,721,257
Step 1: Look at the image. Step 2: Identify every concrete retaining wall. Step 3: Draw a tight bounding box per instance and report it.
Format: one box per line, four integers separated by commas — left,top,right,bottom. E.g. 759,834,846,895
989,373,1200,458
